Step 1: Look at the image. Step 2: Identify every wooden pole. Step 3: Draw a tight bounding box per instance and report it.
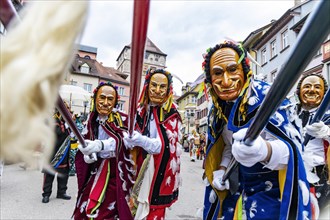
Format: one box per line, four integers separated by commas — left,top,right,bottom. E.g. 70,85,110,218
127,0,150,136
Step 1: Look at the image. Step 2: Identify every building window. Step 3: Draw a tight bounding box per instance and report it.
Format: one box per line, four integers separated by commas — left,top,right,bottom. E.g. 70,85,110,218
117,101,124,111
281,30,289,49
191,96,196,103
144,52,150,60
315,48,322,57
84,83,92,93
80,63,90,74
118,87,125,96
270,40,277,58
261,48,267,65
270,69,277,82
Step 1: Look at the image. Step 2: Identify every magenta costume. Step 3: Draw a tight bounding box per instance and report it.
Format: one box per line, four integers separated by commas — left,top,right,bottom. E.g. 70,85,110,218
72,111,134,220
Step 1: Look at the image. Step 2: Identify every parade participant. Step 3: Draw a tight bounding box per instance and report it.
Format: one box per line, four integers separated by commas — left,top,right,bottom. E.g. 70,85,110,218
187,132,197,162
72,82,134,220
42,106,71,203
199,132,206,160
295,73,330,213
202,41,312,219
69,114,84,176
123,69,182,220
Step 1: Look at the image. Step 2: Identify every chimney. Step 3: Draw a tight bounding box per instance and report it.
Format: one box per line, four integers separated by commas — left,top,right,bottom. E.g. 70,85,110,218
294,0,301,6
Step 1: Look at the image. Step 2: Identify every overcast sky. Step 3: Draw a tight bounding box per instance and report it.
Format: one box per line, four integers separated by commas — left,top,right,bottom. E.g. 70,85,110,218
80,0,294,95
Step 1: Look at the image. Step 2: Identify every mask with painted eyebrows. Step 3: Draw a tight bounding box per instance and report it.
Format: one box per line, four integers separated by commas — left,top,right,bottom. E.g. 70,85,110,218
210,47,245,101
148,73,169,105
299,75,325,109
95,85,117,116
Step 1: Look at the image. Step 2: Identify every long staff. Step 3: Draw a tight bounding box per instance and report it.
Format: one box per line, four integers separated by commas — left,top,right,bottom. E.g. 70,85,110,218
127,0,150,136
56,96,87,148
0,0,20,29
223,0,330,181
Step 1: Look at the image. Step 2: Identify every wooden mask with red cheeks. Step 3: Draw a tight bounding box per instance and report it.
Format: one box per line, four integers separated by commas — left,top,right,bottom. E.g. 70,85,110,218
210,47,245,101
95,85,116,116
299,75,325,109
148,73,169,105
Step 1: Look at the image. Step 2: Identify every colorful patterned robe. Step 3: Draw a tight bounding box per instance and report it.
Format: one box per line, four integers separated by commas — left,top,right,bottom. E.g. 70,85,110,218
203,80,312,220
134,104,182,210
72,111,135,220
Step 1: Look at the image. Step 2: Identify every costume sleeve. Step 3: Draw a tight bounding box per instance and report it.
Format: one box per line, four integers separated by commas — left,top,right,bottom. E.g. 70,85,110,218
97,125,116,158
143,119,161,154
220,126,233,168
98,137,116,158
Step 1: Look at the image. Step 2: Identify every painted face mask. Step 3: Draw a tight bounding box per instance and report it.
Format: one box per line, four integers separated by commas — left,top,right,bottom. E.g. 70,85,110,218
300,75,325,109
210,47,245,101
95,85,117,116
148,73,169,105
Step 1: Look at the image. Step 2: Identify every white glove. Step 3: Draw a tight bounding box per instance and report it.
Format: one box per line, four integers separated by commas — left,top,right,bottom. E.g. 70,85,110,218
212,170,229,191
78,140,103,155
232,128,268,167
83,153,97,164
123,131,161,154
123,132,134,149
306,121,330,139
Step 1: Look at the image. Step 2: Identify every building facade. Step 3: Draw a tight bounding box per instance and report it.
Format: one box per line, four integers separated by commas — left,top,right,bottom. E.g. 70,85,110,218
116,38,167,91
65,44,130,117
252,0,329,97
176,80,199,135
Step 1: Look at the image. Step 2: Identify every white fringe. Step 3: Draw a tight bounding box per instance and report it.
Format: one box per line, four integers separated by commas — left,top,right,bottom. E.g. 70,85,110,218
0,1,88,163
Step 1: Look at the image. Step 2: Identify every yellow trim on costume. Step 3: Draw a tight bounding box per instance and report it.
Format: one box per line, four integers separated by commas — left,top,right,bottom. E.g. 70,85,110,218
278,168,287,200
209,87,228,123
159,93,173,122
205,135,228,215
108,112,114,122
233,194,243,220
238,70,253,122
90,97,94,112
114,112,123,127
107,112,123,127
90,161,110,220
70,143,78,149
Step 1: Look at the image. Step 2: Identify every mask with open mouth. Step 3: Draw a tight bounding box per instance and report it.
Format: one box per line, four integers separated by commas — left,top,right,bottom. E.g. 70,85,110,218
299,75,325,109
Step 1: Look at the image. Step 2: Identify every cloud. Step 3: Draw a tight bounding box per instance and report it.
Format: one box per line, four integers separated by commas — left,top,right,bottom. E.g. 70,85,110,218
81,0,293,95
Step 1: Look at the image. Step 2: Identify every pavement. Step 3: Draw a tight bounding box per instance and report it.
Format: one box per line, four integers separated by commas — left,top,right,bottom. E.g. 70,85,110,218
0,152,205,220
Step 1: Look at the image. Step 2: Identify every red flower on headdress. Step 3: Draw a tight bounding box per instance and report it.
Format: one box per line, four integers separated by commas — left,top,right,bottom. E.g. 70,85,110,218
245,58,250,67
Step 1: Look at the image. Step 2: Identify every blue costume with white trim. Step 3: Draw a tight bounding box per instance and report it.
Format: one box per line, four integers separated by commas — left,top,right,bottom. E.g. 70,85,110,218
203,80,312,220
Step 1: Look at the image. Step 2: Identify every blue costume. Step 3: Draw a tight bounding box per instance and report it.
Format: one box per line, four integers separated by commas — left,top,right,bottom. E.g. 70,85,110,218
203,80,312,220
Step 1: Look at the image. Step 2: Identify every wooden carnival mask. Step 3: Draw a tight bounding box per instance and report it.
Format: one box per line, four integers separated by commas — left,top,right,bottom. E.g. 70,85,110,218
95,85,117,116
299,75,325,109
210,47,245,101
148,73,169,105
